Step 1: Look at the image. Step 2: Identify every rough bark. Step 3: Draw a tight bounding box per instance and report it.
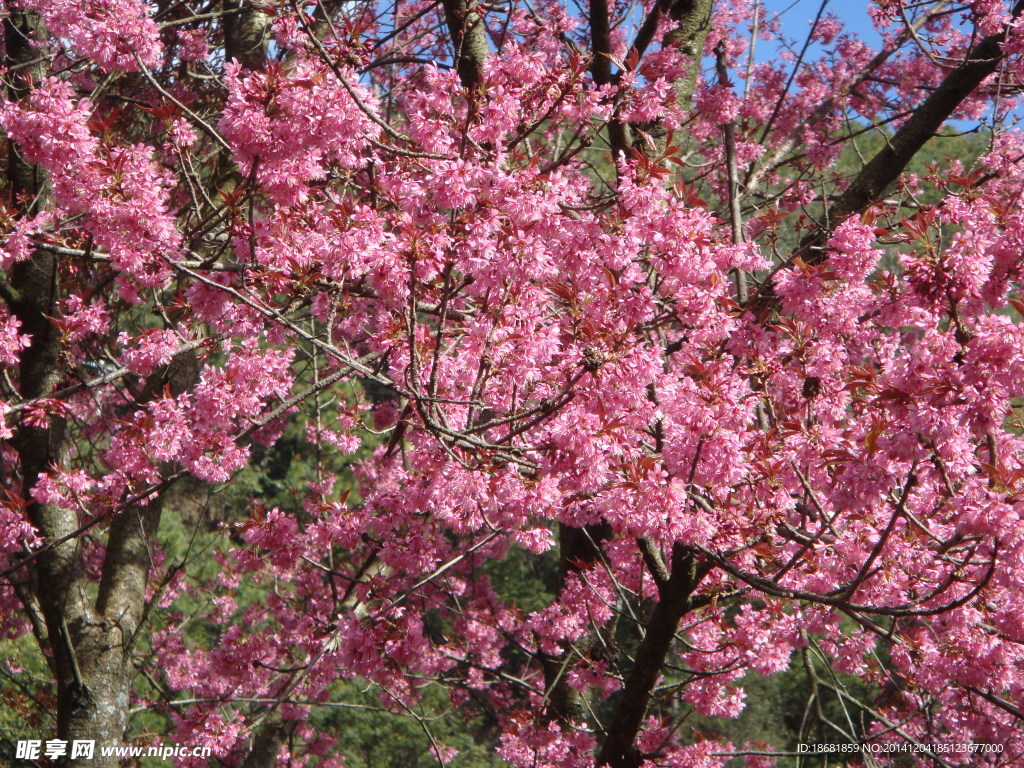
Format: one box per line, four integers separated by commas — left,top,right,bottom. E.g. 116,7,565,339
2,10,115,766
596,0,714,156
660,0,714,112
238,715,296,768
223,0,271,70
1,15,196,763
441,0,490,89
3,9,43,208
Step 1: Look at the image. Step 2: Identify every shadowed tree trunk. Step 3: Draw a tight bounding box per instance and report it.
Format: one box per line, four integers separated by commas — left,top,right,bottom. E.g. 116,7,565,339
597,547,712,767
663,0,714,113
224,0,270,70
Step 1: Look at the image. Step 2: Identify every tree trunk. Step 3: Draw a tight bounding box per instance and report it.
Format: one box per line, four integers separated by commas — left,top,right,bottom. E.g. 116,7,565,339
224,0,270,70
441,0,490,89
2,14,183,763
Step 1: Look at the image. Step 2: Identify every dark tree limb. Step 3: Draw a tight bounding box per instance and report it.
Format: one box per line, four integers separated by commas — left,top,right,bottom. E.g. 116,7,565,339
599,0,715,156
589,0,613,86
741,0,956,198
597,546,712,768
825,4,1023,229
589,0,629,155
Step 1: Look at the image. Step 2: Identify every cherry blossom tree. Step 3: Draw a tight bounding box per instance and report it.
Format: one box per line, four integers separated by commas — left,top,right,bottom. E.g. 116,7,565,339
2,0,1024,766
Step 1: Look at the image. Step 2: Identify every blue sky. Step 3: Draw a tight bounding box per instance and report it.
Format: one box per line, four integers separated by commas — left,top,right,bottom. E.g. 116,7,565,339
760,0,882,46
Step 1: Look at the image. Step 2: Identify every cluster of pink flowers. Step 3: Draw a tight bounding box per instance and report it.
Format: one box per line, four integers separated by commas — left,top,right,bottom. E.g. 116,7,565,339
20,0,162,71
0,79,180,291
2,1,1024,766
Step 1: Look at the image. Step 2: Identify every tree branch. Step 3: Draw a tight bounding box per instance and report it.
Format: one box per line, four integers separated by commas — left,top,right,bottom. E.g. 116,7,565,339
750,0,1024,314
597,546,711,767
441,0,489,89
